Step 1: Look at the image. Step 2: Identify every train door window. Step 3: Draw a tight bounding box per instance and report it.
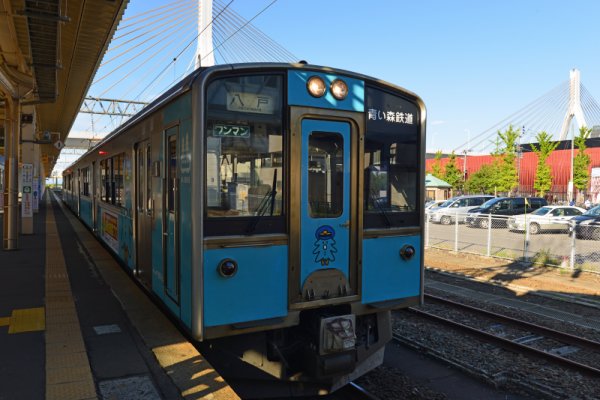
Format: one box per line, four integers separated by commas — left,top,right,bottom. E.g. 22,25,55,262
308,132,343,218
113,153,124,207
100,159,110,203
204,74,284,236
81,167,90,196
146,145,152,213
364,86,420,228
167,136,177,213
137,148,144,211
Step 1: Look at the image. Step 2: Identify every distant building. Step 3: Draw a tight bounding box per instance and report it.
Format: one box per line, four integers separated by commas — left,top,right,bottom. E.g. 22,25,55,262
425,174,452,201
426,137,600,201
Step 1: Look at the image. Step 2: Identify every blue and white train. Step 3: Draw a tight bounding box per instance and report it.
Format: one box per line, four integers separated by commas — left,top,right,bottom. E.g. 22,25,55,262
63,62,425,396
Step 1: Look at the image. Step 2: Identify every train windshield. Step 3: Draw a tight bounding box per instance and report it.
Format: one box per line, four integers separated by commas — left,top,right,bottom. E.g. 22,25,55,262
204,74,285,234
364,86,420,228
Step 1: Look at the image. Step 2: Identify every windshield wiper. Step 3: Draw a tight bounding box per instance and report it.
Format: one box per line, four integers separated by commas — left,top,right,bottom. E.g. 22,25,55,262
245,169,278,234
369,189,392,227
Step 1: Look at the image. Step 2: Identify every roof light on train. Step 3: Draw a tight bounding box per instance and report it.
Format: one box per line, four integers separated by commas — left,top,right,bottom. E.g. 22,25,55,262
307,76,326,98
330,79,348,100
217,258,238,278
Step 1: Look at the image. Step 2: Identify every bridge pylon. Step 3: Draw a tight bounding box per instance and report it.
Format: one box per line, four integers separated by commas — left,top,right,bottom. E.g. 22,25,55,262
195,0,215,68
559,69,587,140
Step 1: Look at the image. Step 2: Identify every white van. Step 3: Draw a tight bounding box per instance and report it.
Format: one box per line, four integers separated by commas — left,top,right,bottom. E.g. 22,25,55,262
429,195,494,224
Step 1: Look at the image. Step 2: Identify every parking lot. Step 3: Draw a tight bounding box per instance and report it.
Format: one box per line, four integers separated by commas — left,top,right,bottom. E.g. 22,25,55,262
426,215,600,273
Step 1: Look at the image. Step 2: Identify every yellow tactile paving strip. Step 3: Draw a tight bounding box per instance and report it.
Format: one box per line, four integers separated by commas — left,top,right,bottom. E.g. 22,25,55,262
55,193,240,400
8,307,45,333
45,195,97,400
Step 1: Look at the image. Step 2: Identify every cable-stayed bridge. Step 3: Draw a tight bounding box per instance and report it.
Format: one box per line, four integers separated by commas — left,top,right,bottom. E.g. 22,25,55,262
453,69,600,155
57,0,296,173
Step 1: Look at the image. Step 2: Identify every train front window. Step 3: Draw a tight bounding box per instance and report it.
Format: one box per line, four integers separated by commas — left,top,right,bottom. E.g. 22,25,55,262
364,86,420,228
205,74,284,235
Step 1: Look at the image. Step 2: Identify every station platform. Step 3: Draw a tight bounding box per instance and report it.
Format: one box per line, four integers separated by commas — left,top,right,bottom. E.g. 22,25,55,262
0,191,239,400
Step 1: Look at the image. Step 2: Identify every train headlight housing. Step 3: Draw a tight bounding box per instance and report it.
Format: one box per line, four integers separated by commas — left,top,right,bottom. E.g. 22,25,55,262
307,76,327,98
330,79,348,100
400,245,416,261
217,258,238,278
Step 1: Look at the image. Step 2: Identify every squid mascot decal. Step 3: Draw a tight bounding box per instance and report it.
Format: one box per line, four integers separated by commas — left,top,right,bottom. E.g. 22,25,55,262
313,225,337,266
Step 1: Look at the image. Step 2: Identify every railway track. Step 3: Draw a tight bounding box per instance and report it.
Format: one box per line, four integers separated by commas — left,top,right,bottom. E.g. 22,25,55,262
405,294,600,377
331,382,382,400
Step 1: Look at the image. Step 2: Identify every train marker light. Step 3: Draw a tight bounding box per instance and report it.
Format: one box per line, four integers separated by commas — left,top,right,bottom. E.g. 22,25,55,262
307,76,326,98
98,150,108,155
217,258,238,278
399,245,416,261
330,79,348,100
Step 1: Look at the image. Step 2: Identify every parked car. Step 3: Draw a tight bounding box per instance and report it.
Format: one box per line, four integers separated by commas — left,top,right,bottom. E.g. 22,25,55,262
507,205,585,234
425,199,446,211
429,195,495,224
466,197,547,228
569,205,600,240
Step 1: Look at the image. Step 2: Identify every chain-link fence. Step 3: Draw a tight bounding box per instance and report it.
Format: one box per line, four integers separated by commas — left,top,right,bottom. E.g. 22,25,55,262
425,210,600,273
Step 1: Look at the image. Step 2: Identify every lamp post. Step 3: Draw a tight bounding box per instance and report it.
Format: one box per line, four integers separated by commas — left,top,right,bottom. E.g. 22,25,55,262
463,129,470,193
517,126,524,196
569,124,575,204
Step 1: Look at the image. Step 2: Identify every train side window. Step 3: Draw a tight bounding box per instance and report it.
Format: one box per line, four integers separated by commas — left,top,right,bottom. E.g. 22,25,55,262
204,74,285,236
308,132,343,218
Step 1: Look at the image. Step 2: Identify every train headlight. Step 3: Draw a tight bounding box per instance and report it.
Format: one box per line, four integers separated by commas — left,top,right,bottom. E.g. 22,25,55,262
400,245,416,261
330,79,348,100
307,76,327,98
217,258,238,278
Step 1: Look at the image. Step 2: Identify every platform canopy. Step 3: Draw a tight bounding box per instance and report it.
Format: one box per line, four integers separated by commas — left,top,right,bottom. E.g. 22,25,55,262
0,0,129,177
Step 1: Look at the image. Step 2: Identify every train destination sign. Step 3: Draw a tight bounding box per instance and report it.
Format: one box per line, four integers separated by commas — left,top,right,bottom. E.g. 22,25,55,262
366,86,418,132
212,124,250,138
227,92,274,114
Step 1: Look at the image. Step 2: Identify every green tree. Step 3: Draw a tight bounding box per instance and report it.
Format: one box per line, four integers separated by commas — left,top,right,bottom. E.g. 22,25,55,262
429,150,444,179
443,151,464,191
573,126,592,194
531,131,559,196
465,164,496,194
493,125,520,194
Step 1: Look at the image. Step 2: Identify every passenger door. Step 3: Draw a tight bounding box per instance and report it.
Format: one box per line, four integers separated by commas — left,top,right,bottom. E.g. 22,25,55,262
299,119,352,300
163,127,180,303
135,140,152,287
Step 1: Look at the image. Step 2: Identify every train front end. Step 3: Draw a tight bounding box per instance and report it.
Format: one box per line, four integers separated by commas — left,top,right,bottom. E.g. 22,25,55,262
193,63,425,395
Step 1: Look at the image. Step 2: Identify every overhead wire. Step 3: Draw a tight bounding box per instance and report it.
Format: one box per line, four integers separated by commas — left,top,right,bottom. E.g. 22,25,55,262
131,0,235,102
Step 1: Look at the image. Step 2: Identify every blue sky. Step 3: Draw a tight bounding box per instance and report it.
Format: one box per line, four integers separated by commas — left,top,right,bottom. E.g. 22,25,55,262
231,0,600,153
74,0,600,156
